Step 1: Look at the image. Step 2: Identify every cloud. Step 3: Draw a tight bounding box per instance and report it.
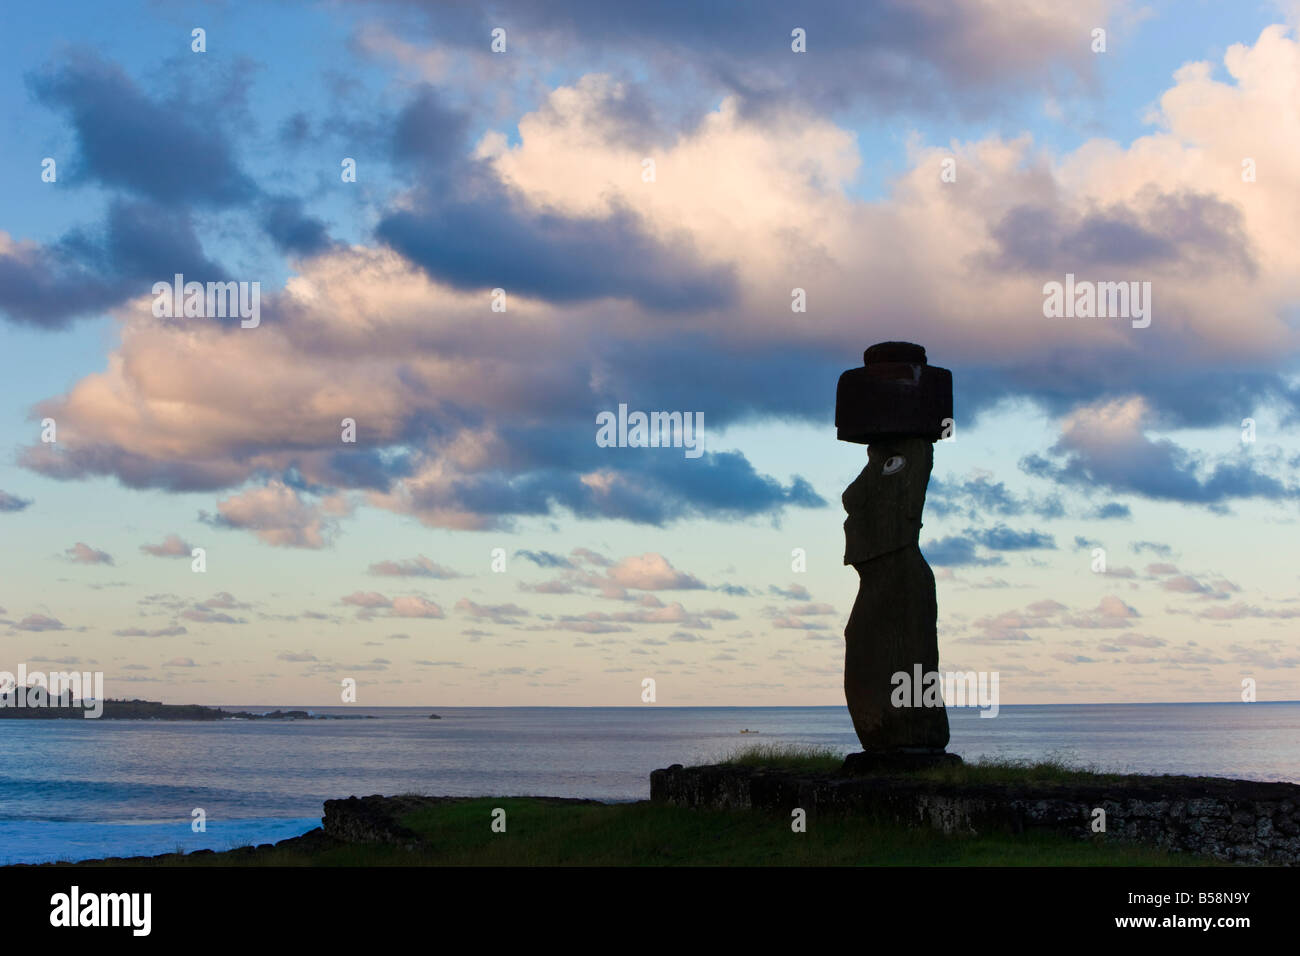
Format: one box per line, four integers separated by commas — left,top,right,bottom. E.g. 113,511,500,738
1228,640,1300,669
368,555,462,578
356,0,1118,114
551,619,632,635
199,592,250,610
65,542,113,565
1132,541,1174,557
928,474,1063,520
0,232,125,328
454,599,530,623
28,53,256,206
769,584,810,600
1052,654,1098,664
525,551,708,599
518,579,577,595
0,490,32,512
342,591,392,609
515,550,574,569
764,602,835,630
1099,632,1166,650
261,197,334,256
606,553,705,590
1190,602,1300,621
391,84,469,166
969,524,1056,551
923,536,1004,567
176,592,250,625
201,481,344,549
180,609,240,624
21,27,1300,533
1,197,234,329
1064,595,1141,629
785,603,835,616
1023,397,1300,506
140,534,193,558
514,554,572,567
768,615,830,631
19,243,821,527
1162,574,1210,594
983,191,1254,275
12,614,67,632
341,591,444,619
352,24,452,83
964,595,1137,642
966,599,1064,643
378,179,739,313
551,600,724,632
112,625,188,637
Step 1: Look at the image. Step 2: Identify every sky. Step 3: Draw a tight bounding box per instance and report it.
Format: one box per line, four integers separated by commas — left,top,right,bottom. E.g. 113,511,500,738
1,0,1298,707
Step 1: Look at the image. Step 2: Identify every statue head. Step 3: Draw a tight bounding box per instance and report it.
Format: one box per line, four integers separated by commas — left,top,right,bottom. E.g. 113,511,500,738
842,436,933,563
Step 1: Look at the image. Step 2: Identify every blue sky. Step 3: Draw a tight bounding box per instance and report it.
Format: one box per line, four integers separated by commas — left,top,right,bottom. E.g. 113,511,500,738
1,0,1298,705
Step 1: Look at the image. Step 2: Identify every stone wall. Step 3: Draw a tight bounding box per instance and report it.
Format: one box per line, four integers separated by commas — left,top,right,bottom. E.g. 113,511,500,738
649,764,1300,864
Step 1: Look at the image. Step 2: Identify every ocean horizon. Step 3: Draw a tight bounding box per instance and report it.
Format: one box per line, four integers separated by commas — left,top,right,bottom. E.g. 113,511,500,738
3,701,1298,865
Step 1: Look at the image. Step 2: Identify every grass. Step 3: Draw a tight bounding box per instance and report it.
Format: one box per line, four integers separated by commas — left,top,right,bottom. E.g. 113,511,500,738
714,743,845,772
911,753,1131,785
66,796,1220,867
55,752,1236,867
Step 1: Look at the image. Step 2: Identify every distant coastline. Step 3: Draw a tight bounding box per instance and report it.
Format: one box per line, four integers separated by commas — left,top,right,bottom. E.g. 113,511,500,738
0,697,374,721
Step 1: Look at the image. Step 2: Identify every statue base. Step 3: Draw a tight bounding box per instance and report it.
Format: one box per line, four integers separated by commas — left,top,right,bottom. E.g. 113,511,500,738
842,750,963,774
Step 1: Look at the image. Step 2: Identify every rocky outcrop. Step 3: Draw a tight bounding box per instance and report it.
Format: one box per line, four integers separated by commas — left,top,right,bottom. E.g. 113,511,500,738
650,764,1300,864
322,795,442,846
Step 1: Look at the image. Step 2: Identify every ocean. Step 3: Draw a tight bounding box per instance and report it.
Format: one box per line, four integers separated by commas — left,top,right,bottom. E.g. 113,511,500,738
2,702,1298,865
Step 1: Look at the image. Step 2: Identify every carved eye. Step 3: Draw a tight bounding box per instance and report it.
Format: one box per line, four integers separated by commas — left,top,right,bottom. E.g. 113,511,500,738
882,455,906,475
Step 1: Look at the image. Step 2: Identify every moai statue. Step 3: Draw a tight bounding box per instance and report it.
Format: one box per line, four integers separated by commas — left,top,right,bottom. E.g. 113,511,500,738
835,341,960,770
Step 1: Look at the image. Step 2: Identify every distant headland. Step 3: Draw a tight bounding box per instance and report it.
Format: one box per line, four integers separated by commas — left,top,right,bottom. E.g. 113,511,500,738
0,697,374,721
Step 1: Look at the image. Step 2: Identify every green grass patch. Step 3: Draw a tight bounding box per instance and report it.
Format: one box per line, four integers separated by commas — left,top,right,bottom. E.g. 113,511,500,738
909,753,1129,785
712,743,846,772
72,797,1221,867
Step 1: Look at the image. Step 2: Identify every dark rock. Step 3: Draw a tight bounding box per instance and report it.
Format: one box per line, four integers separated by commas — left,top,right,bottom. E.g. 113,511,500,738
322,794,426,845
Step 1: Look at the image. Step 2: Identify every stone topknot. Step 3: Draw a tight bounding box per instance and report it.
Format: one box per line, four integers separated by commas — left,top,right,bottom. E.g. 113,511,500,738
863,341,927,366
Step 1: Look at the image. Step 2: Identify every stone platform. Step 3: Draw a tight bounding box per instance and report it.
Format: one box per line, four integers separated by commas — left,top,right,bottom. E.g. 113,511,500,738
649,762,1300,864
